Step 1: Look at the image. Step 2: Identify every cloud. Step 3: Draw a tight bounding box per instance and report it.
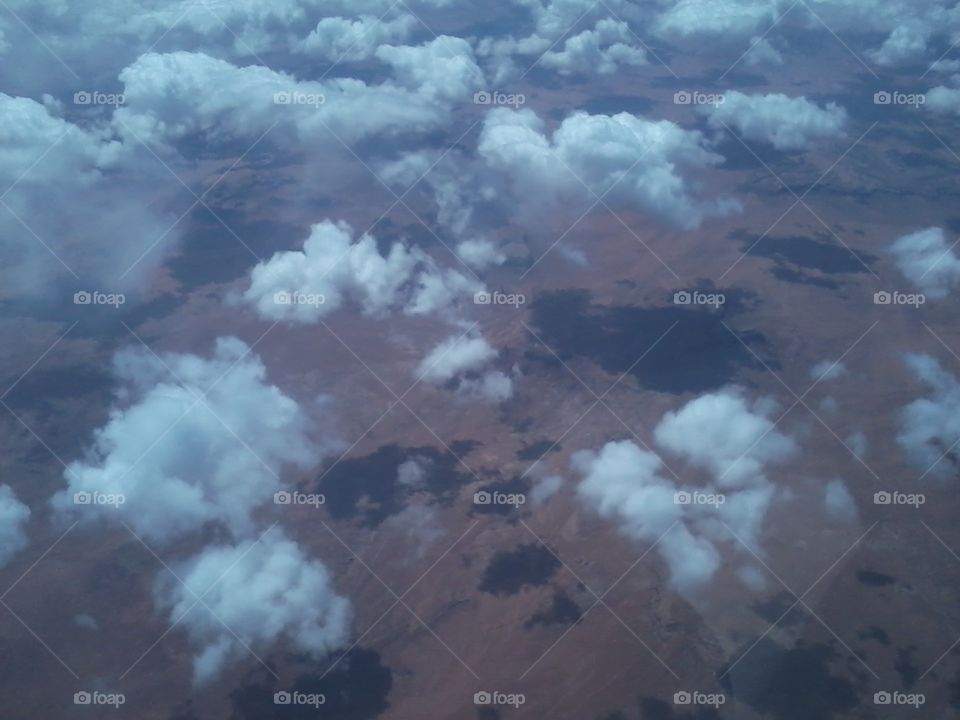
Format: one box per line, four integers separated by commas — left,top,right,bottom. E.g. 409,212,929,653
825,479,858,522
810,360,848,381
744,36,784,66
156,530,350,684
530,474,563,506
703,91,848,151
898,353,960,475
0,93,181,297
653,0,782,39
927,84,960,115
890,227,960,299
297,14,417,61
540,19,647,75
116,38,482,148
416,333,514,402
416,334,497,383
0,485,30,568
456,239,506,270
52,337,321,543
241,219,480,323
478,107,739,230
653,389,797,489
574,389,798,595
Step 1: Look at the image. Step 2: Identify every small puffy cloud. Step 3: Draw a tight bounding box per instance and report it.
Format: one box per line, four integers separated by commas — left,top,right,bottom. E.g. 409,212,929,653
376,35,485,102
417,335,497,383
890,227,960,299
241,219,480,323
575,389,799,595
898,353,960,474
478,108,738,230
846,431,867,457
298,15,417,61
0,485,30,567
530,474,563,506
456,239,506,270
52,337,320,543
825,479,858,522
540,19,647,75
654,389,797,489
416,334,514,402
397,459,427,487
927,84,960,114
703,91,848,151
156,531,350,684
810,360,848,381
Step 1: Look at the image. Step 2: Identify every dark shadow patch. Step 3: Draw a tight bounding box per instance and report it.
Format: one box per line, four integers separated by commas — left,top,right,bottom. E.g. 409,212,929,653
525,591,582,629
856,569,896,587
730,229,877,276
858,626,891,646
479,544,560,596
313,443,476,527
230,648,391,720
895,646,919,688
517,440,560,461
528,289,772,395
719,638,859,719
